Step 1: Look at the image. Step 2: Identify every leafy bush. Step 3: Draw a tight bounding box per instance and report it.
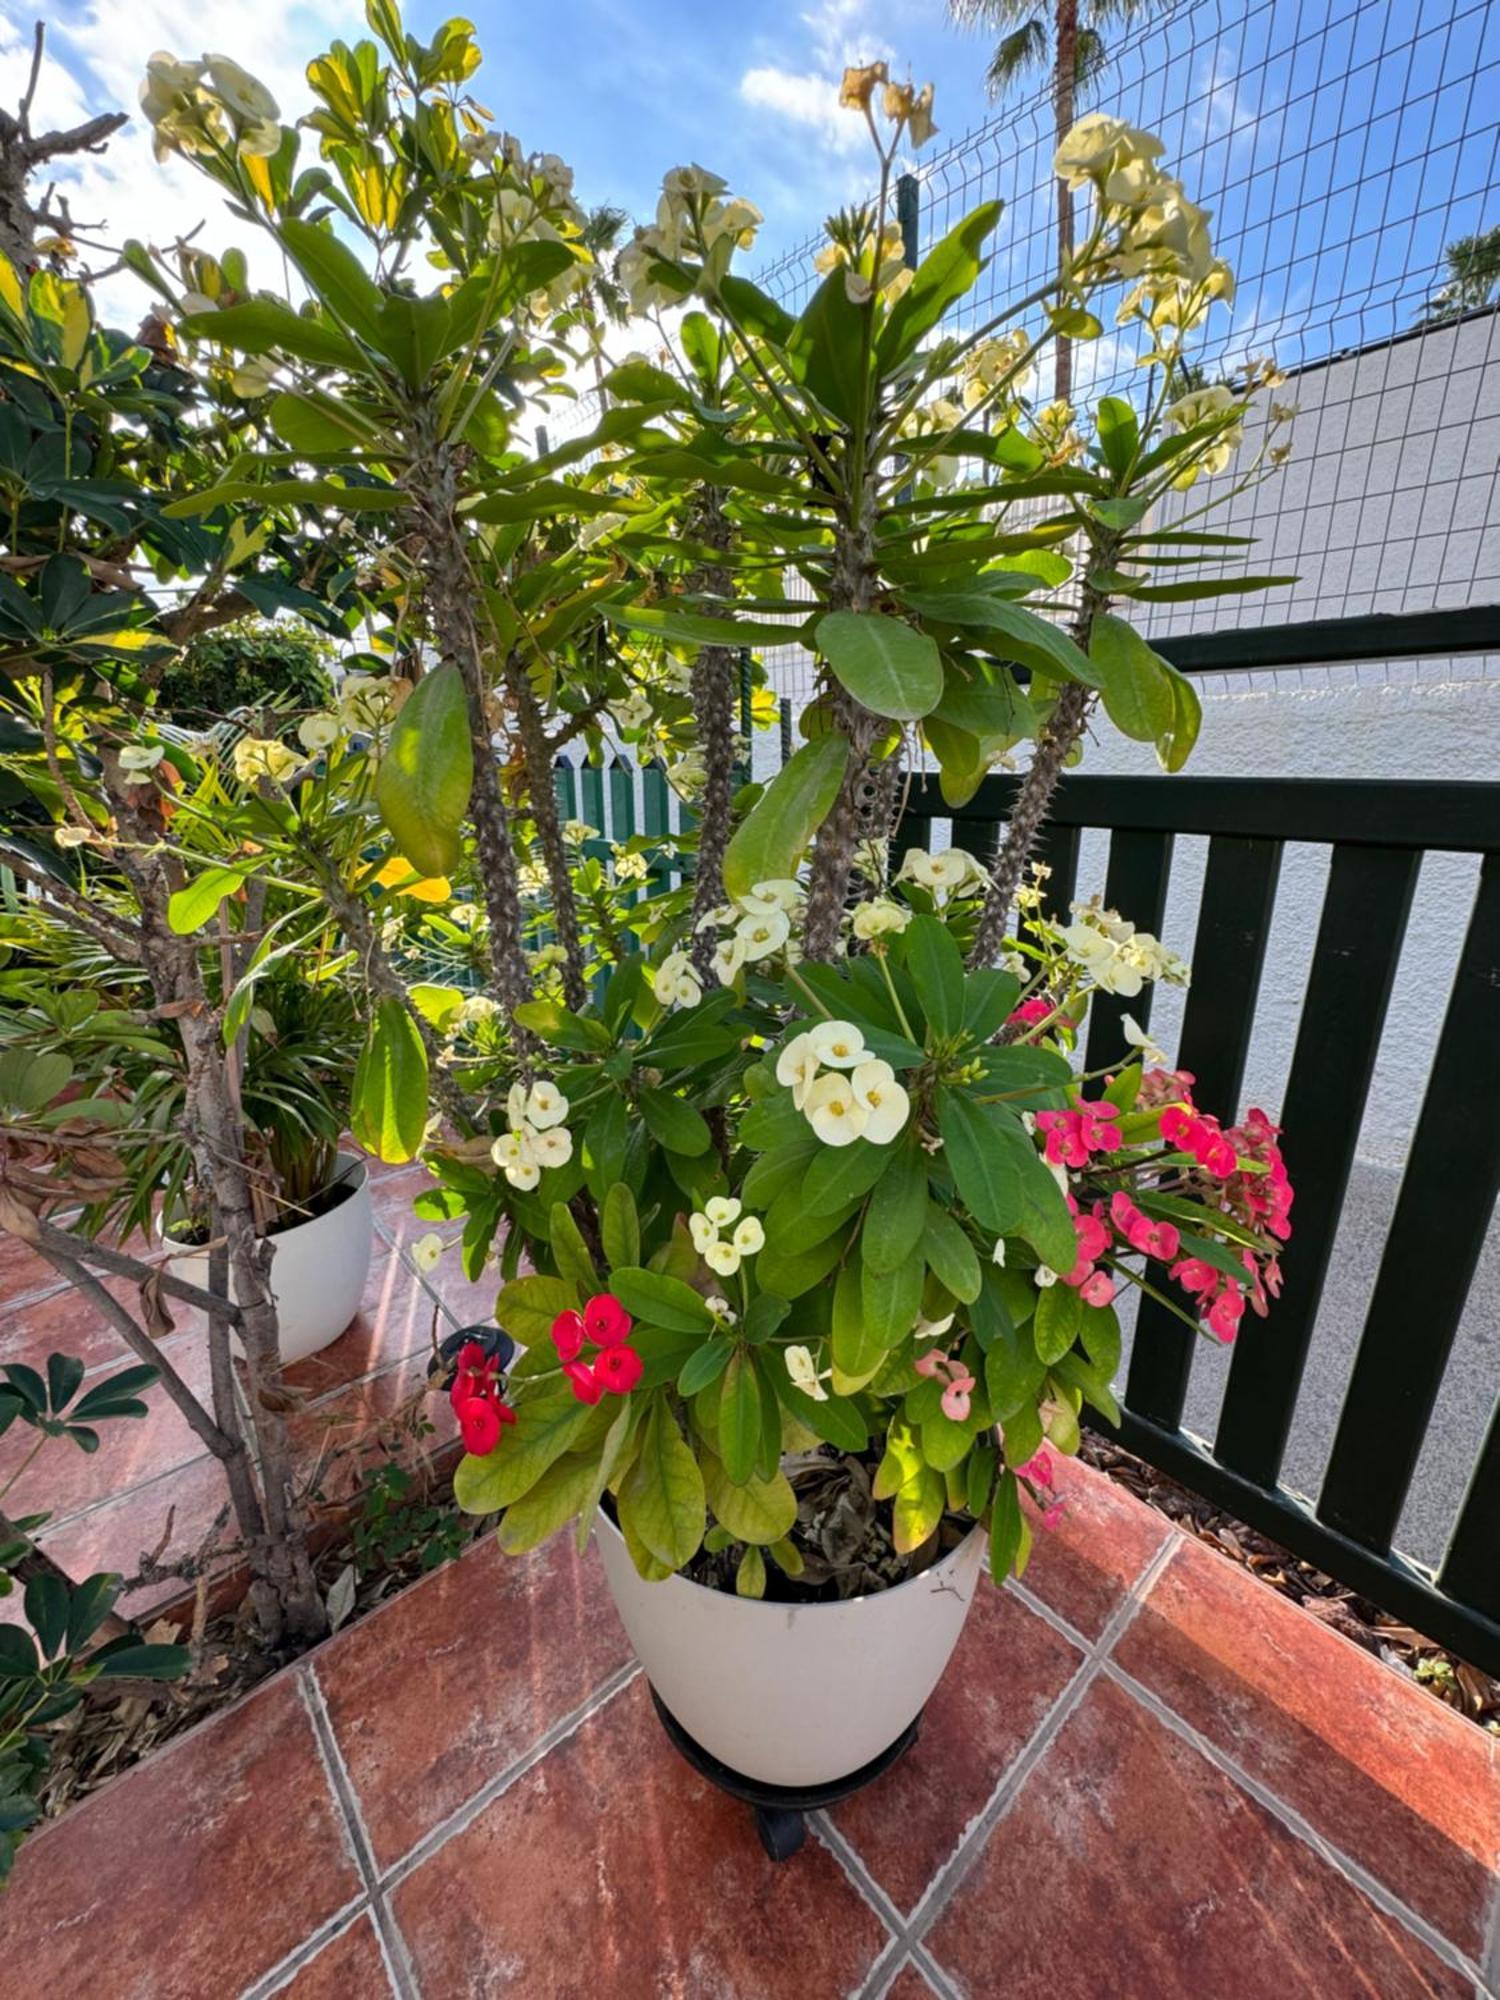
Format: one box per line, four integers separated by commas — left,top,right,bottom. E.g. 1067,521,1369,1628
156,619,332,725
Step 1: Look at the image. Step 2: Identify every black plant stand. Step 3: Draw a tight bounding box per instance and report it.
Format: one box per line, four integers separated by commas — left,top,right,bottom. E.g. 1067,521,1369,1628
650,1686,921,1862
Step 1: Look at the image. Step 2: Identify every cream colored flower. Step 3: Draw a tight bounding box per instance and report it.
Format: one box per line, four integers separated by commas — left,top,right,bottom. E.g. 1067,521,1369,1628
851,897,910,940
297,712,339,754
491,1128,535,1175
776,1031,820,1110
531,1125,573,1170
412,1232,444,1273
1034,1264,1059,1288
705,1196,742,1228
662,163,728,200
689,1212,718,1255
907,82,937,149
807,1020,866,1069
850,1060,910,1146
805,1071,868,1147
526,1080,569,1130
712,934,746,987
704,1239,741,1277
735,908,790,962
785,1344,830,1402
1122,1013,1168,1066
232,736,300,786
612,845,649,883
732,1216,765,1257
991,1239,1007,1266
118,743,165,780
204,55,278,125
740,879,803,915
654,949,703,1010
507,1082,530,1130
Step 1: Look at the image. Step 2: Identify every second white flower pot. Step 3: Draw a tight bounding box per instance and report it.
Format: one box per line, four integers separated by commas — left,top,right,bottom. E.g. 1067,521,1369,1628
165,1151,373,1365
596,1511,985,1788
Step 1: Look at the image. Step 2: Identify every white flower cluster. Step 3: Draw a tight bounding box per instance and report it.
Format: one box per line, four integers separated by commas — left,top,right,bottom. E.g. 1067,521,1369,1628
490,1078,573,1190
140,52,282,162
1054,113,1232,306
895,846,988,908
653,949,704,1011
688,1197,765,1278
619,165,762,313
1060,902,1190,999
777,1021,910,1149
700,878,804,986
117,743,166,788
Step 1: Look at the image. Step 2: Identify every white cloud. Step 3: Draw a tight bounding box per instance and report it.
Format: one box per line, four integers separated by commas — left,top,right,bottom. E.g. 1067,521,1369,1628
739,66,863,153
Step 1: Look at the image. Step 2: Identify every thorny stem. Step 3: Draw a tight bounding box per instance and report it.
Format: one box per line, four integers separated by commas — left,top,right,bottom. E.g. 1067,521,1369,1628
687,493,739,981
506,653,588,1012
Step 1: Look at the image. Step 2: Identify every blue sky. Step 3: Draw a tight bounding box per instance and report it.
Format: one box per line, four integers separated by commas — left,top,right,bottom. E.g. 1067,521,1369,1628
4,0,1497,375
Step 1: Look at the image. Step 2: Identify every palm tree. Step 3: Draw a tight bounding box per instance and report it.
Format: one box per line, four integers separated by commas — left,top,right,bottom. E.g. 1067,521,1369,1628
1421,225,1500,324
947,0,1158,400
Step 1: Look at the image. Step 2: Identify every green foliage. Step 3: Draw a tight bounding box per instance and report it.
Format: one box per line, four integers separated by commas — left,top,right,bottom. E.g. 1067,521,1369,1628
155,620,332,724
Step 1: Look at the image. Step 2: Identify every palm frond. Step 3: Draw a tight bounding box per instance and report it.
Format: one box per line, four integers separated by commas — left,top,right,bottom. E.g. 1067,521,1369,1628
987,17,1050,95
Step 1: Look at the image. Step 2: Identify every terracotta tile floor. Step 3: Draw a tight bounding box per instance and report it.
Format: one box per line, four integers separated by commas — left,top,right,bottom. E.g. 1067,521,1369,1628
0,1156,479,1626
2,1447,1495,1998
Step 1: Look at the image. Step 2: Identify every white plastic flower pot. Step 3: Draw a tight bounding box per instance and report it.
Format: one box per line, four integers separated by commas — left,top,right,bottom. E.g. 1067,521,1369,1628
595,1511,986,1788
164,1151,373,1366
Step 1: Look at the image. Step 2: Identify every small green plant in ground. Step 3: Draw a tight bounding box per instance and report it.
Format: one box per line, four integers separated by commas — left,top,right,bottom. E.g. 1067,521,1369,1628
348,1458,471,1579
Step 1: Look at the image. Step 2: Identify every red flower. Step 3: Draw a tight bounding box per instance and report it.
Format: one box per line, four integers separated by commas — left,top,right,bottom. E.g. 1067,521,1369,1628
450,1340,499,1414
457,1396,499,1455
594,1343,643,1395
563,1358,604,1405
550,1310,586,1363
583,1293,632,1347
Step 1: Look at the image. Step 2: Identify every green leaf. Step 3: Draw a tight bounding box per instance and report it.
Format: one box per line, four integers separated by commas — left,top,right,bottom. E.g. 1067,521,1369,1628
785,268,864,425
1095,396,1140,479
903,914,964,1038
937,1090,1022,1235
718,1350,762,1485
1157,663,1202,773
678,1338,733,1396
602,604,809,650
511,1000,611,1052
278,217,388,355
549,1203,598,1297
1033,1282,1083,1364
862,1255,924,1348
601,1183,640,1270
637,1087,712,1158
618,1398,705,1569
803,1141,889,1215
609,1267,713,1334
351,998,428,1163
831,1259,882,1379
1126,575,1298,603
736,1545,767,1597
893,1463,946,1554
988,1468,1033,1580
922,1206,982,1304
816,611,942,722
179,300,363,371
722,735,849,899
497,1452,599,1553
0,1049,71,1113
963,968,1022,1043
1090,614,1175,745
23,1574,67,1658
703,1453,796,1544
92,1641,191,1681
374,663,472,877
756,1228,847,1300
936,598,1100,687
862,1142,929,1275
167,864,250,936
774,1369,869,1450
879,200,1004,368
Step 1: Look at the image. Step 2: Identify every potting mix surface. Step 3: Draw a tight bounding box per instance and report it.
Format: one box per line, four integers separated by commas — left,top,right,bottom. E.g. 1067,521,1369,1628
1,1160,1497,1998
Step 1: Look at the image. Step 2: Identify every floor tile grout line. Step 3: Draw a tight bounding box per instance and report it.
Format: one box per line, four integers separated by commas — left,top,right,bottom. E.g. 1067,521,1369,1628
0,1277,68,1315
1483,1827,1500,2000
898,1537,1180,1947
32,1444,219,1536
299,1666,422,2000
1103,1658,1491,1990
378,1660,643,1892
237,1892,372,2000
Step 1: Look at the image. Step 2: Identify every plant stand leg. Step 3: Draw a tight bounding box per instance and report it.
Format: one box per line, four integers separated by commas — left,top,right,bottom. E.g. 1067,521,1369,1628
649,1686,921,1865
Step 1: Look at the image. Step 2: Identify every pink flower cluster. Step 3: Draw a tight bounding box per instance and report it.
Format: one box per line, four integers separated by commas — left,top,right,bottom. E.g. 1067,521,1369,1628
1006,996,1054,1032
1012,1444,1065,1529
1036,1099,1120,1169
1057,1185,1182,1311
914,1346,977,1421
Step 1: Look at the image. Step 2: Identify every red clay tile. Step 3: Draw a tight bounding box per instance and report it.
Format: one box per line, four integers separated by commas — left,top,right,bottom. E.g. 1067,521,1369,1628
392,1674,892,1995
883,1966,946,1999
832,1580,1081,1913
37,1450,240,1618
0,1672,362,1999
368,1164,443,1253
316,1530,634,1870
1019,1455,1174,1640
925,1677,1473,2000
281,1250,444,1398
0,1330,216,1524
1114,1533,1500,1958
0,1273,176,1374
278,1911,395,1998
0,1229,64,1306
